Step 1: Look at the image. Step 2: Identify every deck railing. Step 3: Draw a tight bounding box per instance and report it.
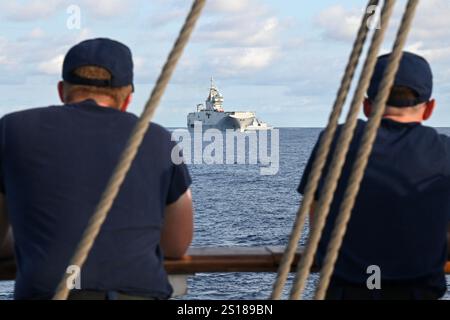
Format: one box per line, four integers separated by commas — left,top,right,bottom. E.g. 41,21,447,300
1,246,449,281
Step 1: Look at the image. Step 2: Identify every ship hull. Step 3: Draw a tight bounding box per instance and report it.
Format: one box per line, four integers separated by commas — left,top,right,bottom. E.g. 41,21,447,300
188,111,256,132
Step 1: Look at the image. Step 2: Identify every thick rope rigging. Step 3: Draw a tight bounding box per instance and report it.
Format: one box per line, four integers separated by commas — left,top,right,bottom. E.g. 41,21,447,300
314,0,420,300
53,0,207,300
50,0,420,301
270,0,380,300
288,0,397,300
288,0,419,300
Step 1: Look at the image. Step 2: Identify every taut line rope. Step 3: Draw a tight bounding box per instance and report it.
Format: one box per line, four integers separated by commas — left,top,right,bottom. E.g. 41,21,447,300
53,0,207,300
314,0,420,300
270,0,380,300
289,0,397,300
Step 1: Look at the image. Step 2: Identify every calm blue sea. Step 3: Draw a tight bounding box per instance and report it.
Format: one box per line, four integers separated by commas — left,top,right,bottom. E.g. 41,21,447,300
1,127,449,300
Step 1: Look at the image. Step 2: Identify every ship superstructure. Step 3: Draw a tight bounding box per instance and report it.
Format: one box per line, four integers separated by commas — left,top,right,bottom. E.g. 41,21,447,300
187,78,272,132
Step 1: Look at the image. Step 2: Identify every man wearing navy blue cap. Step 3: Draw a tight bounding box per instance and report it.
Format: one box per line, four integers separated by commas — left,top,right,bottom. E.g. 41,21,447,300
0,38,194,299
298,52,450,299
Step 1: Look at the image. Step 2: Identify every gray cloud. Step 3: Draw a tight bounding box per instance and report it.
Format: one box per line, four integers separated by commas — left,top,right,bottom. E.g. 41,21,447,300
315,4,362,42
314,0,450,90
1,0,138,22
1,0,65,21
1,0,449,127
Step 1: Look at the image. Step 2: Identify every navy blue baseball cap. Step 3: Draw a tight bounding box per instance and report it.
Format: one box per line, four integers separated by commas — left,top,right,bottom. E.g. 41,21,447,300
62,38,134,90
367,51,433,107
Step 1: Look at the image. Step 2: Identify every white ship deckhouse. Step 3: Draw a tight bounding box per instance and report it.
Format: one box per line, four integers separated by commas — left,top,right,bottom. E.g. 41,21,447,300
187,78,272,132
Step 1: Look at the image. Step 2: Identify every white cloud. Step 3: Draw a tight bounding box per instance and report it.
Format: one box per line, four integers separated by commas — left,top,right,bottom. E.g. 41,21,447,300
0,37,20,68
401,0,450,72
0,38,9,66
149,9,185,28
1,0,137,22
30,28,92,76
0,26,93,83
79,0,135,18
18,27,47,42
207,0,252,13
207,47,279,75
315,1,450,83
315,5,361,42
134,56,146,69
310,0,450,127
38,55,65,75
137,0,285,79
316,1,450,50
1,0,64,21
405,42,450,64
412,0,450,42
29,28,45,39
72,28,92,44
0,56,8,65
195,0,281,48
197,15,280,47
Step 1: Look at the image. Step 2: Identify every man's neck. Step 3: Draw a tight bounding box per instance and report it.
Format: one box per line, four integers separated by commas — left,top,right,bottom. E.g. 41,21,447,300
382,115,422,123
67,96,119,110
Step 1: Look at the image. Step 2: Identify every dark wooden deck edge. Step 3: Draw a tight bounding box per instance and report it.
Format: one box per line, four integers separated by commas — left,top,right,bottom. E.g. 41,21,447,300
164,246,308,274
1,246,449,280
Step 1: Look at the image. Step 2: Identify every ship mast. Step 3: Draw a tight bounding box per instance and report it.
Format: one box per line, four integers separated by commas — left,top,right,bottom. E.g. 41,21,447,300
205,76,224,112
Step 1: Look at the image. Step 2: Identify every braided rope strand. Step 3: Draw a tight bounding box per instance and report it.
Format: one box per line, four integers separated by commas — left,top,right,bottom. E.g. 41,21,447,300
270,0,380,300
289,0,397,300
53,0,207,300
314,0,420,300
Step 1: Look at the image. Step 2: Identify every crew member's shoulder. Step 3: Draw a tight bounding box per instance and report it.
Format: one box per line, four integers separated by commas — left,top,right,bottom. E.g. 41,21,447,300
437,130,450,148
419,124,449,142
119,111,170,136
326,119,366,144
146,122,172,139
1,105,62,123
143,122,174,147
418,125,450,155
139,122,175,155
334,119,366,133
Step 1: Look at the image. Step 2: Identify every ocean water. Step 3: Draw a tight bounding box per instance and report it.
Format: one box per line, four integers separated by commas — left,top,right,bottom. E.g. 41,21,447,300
1,127,449,300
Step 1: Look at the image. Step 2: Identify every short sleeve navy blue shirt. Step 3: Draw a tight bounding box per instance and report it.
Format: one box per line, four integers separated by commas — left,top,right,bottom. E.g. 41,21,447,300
0,100,191,299
298,119,450,293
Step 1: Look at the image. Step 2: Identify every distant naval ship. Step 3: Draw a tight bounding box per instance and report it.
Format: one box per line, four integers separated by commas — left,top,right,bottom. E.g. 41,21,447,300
187,78,272,132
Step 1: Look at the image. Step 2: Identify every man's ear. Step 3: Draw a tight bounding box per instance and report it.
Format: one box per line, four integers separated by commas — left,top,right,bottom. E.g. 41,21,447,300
422,99,436,121
120,94,133,112
57,81,65,103
363,98,372,118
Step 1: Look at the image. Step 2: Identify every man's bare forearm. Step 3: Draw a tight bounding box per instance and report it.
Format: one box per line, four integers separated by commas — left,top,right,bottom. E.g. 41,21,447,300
0,193,9,254
161,189,193,259
0,228,15,281
0,228,13,259
447,224,450,258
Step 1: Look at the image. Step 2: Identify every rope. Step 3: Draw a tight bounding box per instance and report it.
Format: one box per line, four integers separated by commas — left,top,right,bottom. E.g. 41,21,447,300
270,0,380,300
52,0,207,300
314,0,419,300
289,0,397,300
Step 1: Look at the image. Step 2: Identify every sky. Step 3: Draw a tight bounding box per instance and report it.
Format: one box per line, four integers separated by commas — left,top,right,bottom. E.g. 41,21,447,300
0,0,449,127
